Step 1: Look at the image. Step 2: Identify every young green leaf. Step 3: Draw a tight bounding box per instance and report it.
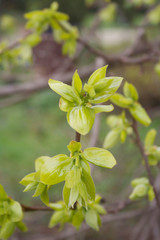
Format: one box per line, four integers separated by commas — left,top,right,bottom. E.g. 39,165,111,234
85,209,99,231
0,220,15,239
144,129,157,150
9,200,23,222
103,129,120,149
111,94,133,108
91,104,114,114
88,65,108,85
130,103,151,126
49,211,64,228
72,70,82,96
83,147,116,168
123,82,139,101
48,79,76,102
82,169,95,201
89,77,123,104
67,106,95,135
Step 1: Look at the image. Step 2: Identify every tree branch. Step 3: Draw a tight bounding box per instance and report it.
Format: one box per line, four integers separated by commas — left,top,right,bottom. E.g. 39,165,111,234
132,118,160,209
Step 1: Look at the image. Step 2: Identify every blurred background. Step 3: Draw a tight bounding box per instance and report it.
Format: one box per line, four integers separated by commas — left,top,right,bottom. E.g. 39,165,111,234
0,0,160,239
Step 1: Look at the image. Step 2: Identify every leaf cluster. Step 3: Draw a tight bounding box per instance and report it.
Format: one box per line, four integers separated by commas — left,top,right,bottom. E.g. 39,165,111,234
111,82,151,126
0,185,27,240
129,177,155,201
49,66,123,135
103,111,132,149
20,141,116,209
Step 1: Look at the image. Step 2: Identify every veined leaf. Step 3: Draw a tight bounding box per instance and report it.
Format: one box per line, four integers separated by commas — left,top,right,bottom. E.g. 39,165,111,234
40,155,71,185
130,103,151,126
131,177,149,187
82,169,95,201
67,106,95,135
0,220,15,239
103,129,120,149
19,173,36,186
72,70,82,96
91,104,114,114
59,97,74,112
65,167,81,188
123,82,139,101
89,77,123,104
83,147,116,168
63,184,70,207
48,79,77,102
49,211,64,228
111,93,133,108
9,200,23,222
85,209,99,231
69,187,79,207
88,66,108,85
144,129,157,150
33,182,46,197
67,141,82,154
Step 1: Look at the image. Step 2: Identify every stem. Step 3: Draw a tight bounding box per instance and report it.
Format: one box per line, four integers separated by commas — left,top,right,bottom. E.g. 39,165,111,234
132,118,160,209
75,132,81,142
21,204,52,212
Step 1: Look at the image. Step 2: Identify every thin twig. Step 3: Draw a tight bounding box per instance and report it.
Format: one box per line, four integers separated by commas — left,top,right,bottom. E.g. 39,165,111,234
75,132,81,142
132,118,160,209
21,204,52,212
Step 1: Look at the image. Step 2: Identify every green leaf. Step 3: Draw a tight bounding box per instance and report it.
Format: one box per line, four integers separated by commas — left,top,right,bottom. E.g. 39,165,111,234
85,209,99,231
67,141,82,154
22,33,41,47
65,167,81,188
72,210,84,230
48,202,64,210
67,106,95,135
88,65,108,85
59,97,74,112
91,104,114,114
23,182,38,192
89,77,123,104
148,186,155,201
0,184,8,201
93,204,106,215
129,184,149,200
0,220,15,239
72,70,82,96
111,93,133,108
103,129,120,149
131,177,149,187
9,200,23,222
81,158,91,174
69,187,79,207
120,130,127,143
82,169,95,201
63,184,70,207
130,103,151,126
40,155,71,185
48,79,77,102
16,221,28,232
35,156,46,172
84,83,96,98
33,182,46,197
144,129,157,150
83,147,116,168
49,211,64,228
78,181,88,204
19,173,35,186
123,82,139,101
40,186,49,205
